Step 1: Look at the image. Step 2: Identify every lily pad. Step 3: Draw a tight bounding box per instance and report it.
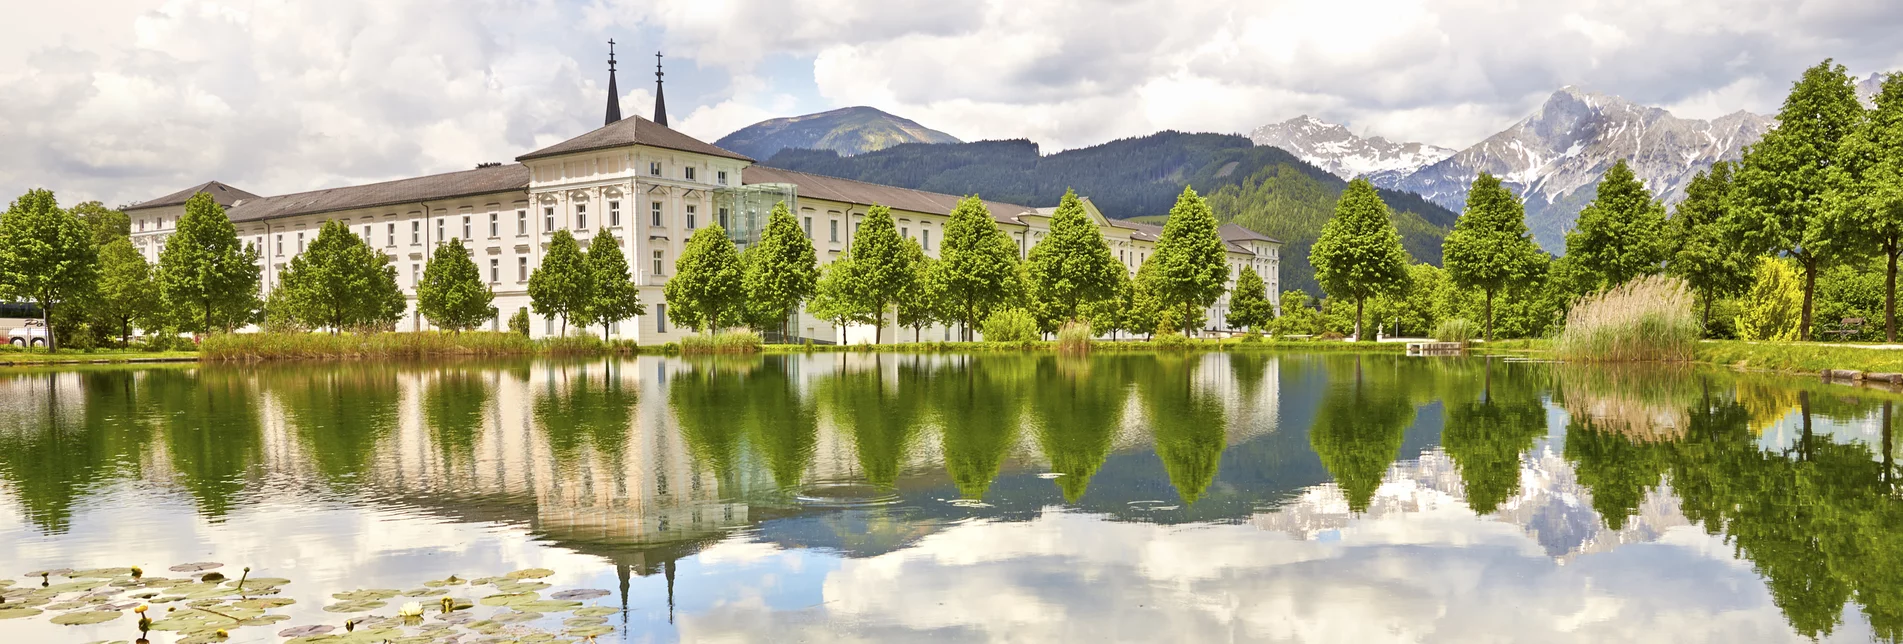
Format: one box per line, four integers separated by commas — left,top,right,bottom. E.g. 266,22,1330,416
567,624,615,637
479,592,538,606
169,563,221,573
492,610,543,623
0,607,44,619
230,577,289,589
44,580,107,593
550,588,610,601
68,568,133,579
50,610,124,625
332,589,400,601
504,568,555,580
237,613,290,626
565,615,608,627
574,606,618,618
233,597,295,609
515,599,584,612
401,587,447,597
494,580,552,593
279,624,335,637
322,599,386,613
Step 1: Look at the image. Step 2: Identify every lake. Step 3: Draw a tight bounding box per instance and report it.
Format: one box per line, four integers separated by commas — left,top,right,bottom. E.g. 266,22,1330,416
0,353,1898,643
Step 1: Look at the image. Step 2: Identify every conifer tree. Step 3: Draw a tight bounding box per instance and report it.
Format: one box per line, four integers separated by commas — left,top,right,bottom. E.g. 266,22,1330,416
1736,59,1866,341
1225,265,1274,332
275,220,405,333
933,196,1022,341
93,237,161,344
839,205,915,344
528,230,592,336
1310,180,1410,341
583,232,644,340
1443,173,1547,341
663,225,745,333
416,237,497,333
1668,162,1754,332
158,192,262,333
1145,186,1229,336
742,201,818,340
1026,189,1123,328
1566,160,1670,290
1828,73,1903,341
0,189,97,349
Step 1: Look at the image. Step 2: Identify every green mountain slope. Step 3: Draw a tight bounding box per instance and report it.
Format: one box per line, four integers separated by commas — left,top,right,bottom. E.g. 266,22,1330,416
715,106,962,161
763,132,1459,296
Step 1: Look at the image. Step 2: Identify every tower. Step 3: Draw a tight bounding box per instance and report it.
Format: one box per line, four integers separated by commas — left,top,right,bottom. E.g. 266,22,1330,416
605,40,623,126
653,51,668,127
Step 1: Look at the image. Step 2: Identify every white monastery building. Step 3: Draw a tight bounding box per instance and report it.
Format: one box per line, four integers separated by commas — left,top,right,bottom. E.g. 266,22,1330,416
125,46,1280,345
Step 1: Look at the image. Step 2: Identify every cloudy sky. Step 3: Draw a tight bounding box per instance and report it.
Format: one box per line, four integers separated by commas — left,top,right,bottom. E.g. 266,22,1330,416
3,0,1901,208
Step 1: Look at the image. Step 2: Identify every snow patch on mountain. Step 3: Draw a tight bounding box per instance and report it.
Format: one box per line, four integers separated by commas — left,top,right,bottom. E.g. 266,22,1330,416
1248,115,1456,182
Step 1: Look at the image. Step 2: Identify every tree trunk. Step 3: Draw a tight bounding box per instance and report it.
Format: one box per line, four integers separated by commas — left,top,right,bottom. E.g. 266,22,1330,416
873,303,884,345
1799,390,1814,462
42,303,53,352
1800,256,1817,342
1183,301,1193,337
1702,297,1712,336
1354,297,1364,342
1484,288,1495,342
1887,244,1898,343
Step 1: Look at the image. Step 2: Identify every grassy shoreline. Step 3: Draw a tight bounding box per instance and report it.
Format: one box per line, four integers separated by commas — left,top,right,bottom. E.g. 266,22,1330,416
1476,338,1903,376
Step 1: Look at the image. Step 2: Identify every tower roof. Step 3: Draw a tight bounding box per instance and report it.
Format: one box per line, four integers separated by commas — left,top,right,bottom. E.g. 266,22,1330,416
125,180,261,212
516,115,752,162
605,39,623,126
653,51,668,127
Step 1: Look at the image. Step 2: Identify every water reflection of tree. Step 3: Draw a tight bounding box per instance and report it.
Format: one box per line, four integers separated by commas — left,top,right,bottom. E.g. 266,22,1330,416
1142,355,1227,505
1308,356,1411,513
933,356,1029,499
1029,356,1131,502
743,356,818,489
535,361,637,471
820,357,928,488
0,371,156,532
1440,359,1548,515
153,369,265,517
269,365,401,483
667,360,747,495
421,368,490,470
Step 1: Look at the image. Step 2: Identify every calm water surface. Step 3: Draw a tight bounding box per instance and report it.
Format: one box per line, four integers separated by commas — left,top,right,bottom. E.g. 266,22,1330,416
1,353,1899,642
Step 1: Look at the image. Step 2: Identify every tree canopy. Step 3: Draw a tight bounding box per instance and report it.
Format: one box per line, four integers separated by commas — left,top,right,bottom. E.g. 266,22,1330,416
583,232,644,339
158,192,262,334
1310,179,1411,341
417,237,497,333
528,230,592,336
1443,173,1547,340
1026,189,1123,328
1145,186,1229,336
1566,160,1670,290
0,189,98,349
931,196,1022,340
741,201,818,339
1668,161,1755,331
1225,265,1274,332
273,220,406,332
664,225,745,333
840,204,915,343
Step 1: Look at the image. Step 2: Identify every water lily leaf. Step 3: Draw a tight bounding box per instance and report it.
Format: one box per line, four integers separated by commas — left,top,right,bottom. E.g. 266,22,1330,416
573,606,617,618
51,610,123,625
45,580,107,593
492,610,542,623
26,569,73,577
169,563,222,573
565,615,608,627
0,607,43,619
68,568,133,579
279,624,334,637
177,633,232,644
231,576,289,589
80,640,131,644
331,589,399,601
514,599,583,612
504,568,555,580
567,624,615,637
550,588,610,601
401,588,447,597
238,614,290,626
321,599,386,613
479,592,538,606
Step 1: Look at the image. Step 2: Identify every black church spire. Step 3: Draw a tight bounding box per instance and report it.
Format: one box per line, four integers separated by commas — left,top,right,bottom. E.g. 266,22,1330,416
605,40,623,126
653,51,668,127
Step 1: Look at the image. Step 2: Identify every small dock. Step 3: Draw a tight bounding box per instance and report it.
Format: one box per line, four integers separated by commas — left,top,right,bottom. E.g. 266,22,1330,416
1406,341,1467,356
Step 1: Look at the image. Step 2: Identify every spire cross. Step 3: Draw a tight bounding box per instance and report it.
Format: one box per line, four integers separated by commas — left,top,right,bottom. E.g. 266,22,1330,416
655,51,664,82
608,39,617,72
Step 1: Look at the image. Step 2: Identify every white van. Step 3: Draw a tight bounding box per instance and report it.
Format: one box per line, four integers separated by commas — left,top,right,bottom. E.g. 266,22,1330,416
7,319,49,348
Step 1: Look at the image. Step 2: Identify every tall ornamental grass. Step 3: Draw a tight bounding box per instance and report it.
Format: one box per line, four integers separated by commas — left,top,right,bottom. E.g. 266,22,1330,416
1432,318,1477,343
1055,320,1093,353
681,330,763,354
1555,275,1700,363
201,331,536,360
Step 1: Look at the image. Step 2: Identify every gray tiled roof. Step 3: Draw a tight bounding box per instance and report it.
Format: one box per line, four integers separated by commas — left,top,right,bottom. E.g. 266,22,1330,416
518,115,753,162
125,181,260,212
742,166,1035,226
223,164,530,223
1219,223,1282,244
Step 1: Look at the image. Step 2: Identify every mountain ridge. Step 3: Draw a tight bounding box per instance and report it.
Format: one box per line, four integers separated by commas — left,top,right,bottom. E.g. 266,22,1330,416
714,106,961,162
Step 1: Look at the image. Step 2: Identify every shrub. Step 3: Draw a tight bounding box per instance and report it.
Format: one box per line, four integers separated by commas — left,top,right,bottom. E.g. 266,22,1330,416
1155,332,1191,350
1239,329,1264,343
1055,320,1093,353
684,330,763,354
508,307,531,337
1432,318,1478,343
1317,331,1346,341
982,308,1039,344
1555,275,1700,363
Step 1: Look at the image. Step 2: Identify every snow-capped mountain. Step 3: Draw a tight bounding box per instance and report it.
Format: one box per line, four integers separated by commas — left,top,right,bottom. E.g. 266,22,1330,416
1248,115,1455,182
1862,72,1892,104
1381,87,1773,252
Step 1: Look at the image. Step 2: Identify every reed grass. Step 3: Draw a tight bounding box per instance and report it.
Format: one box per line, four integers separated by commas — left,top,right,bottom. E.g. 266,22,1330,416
680,330,763,354
1432,318,1477,343
201,331,538,360
1055,321,1093,354
1555,275,1700,363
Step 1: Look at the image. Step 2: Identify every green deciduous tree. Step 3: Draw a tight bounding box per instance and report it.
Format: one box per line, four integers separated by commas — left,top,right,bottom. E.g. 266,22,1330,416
1668,161,1755,333
1225,265,1274,332
0,189,98,350
1084,268,1136,339
158,192,262,334
742,201,819,340
581,232,644,340
1737,59,1866,341
70,201,129,247
416,237,497,333
933,196,1023,341
1310,179,1410,341
1027,189,1123,328
897,239,944,342
92,237,161,344
841,204,916,344
1443,173,1547,340
1566,160,1670,291
809,253,873,344
274,220,405,333
664,225,745,333
528,230,591,336
1146,186,1230,336
1828,73,1903,341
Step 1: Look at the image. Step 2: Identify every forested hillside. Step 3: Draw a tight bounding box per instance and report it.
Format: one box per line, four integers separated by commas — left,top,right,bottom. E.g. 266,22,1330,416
764,132,1460,296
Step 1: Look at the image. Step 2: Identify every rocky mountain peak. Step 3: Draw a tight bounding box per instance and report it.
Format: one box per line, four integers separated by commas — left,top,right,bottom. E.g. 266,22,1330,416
1247,115,1455,183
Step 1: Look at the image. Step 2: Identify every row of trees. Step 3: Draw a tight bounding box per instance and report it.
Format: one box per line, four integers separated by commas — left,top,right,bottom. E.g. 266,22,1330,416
660,186,1268,343
1300,61,1903,345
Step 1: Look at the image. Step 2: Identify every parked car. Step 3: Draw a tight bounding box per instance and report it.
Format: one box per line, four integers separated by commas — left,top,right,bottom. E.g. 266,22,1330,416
7,319,49,347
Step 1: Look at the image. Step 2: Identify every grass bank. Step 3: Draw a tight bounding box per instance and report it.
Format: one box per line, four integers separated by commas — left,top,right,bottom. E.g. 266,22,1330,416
197,331,641,361
760,338,1413,353
1692,341,1903,375
0,348,200,366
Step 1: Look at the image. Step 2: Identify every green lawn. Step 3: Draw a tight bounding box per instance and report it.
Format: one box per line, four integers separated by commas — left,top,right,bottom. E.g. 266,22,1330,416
0,348,200,365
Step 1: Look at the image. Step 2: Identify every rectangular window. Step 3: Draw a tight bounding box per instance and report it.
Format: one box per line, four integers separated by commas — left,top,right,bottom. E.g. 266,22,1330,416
296,232,305,254
412,221,420,245
518,257,528,282
436,218,444,244
649,161,661,176
609,201,621,227
489,259,498,283
716,170,728,185
803,216,813,238
517,209,527,235
387,223,395,247
576,203,588,230
686,205,697,230
489,212,498,237
461,215,471,241
718,207,729,229
411,264,420,288
923,228,932,251
684,167,696,181
362,225,371,241
652,250,664,276
656,303,668,333
545,207,555,231
829,220,839,242
901,226,909,239
138,220,145,232
651,202,662,227
275,234,283,256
